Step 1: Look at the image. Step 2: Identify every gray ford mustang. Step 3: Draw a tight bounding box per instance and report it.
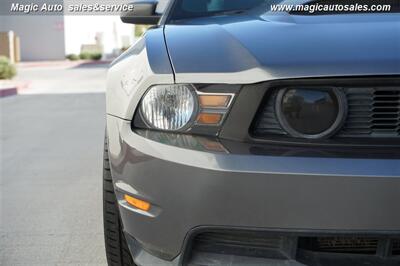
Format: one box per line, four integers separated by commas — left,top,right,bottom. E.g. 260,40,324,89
103,0,400,265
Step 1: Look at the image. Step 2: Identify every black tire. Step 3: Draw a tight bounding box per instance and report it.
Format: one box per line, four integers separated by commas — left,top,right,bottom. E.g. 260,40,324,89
103,135,136,266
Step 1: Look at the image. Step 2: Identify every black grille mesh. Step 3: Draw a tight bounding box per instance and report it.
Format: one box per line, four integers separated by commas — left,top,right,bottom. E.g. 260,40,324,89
299,237,379,254
339,88,400,137
253,91,287,136
393,239,400,255
190,231,400,260
252,87,400,139
192,231,286,259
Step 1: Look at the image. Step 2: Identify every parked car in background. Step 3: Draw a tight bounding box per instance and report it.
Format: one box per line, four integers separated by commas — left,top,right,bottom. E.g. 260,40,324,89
103,0,400,265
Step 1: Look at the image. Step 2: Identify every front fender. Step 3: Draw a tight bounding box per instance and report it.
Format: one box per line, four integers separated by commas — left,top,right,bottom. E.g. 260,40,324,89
106,27,174,120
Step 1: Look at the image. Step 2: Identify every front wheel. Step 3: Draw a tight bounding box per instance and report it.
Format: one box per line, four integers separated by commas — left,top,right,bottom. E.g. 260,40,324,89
103,135,136,266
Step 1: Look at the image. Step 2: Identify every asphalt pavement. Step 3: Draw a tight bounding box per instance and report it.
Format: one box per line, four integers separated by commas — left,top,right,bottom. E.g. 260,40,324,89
0,63,108,265
16,62,108,94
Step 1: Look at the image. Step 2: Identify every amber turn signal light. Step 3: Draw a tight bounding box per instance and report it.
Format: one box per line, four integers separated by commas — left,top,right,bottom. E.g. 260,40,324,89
199,95,231,108
197,113,223,125
124,194,151,211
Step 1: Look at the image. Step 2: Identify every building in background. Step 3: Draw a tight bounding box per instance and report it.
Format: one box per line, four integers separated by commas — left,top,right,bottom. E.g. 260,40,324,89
0,15,135,61
0,31,20,63
0,15,66,61
64,16,135,59
0,0,173,62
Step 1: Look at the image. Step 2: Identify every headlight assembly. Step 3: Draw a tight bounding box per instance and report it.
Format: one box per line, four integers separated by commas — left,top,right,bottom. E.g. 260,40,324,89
140,85,197,131
137,84,236,134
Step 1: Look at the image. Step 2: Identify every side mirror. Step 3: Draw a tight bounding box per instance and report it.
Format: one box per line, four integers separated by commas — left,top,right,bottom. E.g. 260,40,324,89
121,0,161,25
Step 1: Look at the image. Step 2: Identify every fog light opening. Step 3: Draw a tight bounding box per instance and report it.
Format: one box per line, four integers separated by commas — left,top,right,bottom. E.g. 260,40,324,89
276,87,347,139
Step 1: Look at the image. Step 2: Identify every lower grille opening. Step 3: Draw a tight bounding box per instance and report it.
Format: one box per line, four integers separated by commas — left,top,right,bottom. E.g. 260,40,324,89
187,230,400,266
191,231,288,259
298,237,379,254
393,239,400,256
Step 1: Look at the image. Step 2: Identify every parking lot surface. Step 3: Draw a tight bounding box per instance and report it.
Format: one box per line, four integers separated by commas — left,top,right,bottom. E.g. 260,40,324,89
1,64,108,265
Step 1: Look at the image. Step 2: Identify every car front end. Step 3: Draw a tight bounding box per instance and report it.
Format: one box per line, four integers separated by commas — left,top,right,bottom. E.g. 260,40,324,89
104,1,400,265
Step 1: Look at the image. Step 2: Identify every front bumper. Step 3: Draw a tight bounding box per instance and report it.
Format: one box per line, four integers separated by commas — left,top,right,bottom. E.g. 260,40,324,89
107,115,400,265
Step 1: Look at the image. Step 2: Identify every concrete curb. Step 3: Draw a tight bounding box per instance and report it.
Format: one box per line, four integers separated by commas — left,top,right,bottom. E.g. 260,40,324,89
0,87,18,98
0,80,31,97
18,60,112,69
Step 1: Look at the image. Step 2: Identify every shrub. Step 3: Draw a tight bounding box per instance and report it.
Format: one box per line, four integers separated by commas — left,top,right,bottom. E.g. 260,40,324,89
0,56,17,80
79,52,92,60
90,53,102,61
79,52,102,61
66,54,79,61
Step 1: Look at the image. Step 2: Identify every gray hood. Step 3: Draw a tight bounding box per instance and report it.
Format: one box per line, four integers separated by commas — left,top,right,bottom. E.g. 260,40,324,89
164,13,400,84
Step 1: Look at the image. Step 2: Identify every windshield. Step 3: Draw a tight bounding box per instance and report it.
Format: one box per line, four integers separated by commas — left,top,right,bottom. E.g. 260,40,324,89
169,0,282,20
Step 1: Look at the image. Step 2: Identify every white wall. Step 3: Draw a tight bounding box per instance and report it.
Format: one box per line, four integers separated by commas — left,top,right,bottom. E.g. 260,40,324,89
64,16,135,56
0,15,66,61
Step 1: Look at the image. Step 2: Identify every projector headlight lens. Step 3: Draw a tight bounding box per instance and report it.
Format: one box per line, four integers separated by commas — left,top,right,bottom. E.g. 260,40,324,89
140,85,197,131
276,88,346,139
